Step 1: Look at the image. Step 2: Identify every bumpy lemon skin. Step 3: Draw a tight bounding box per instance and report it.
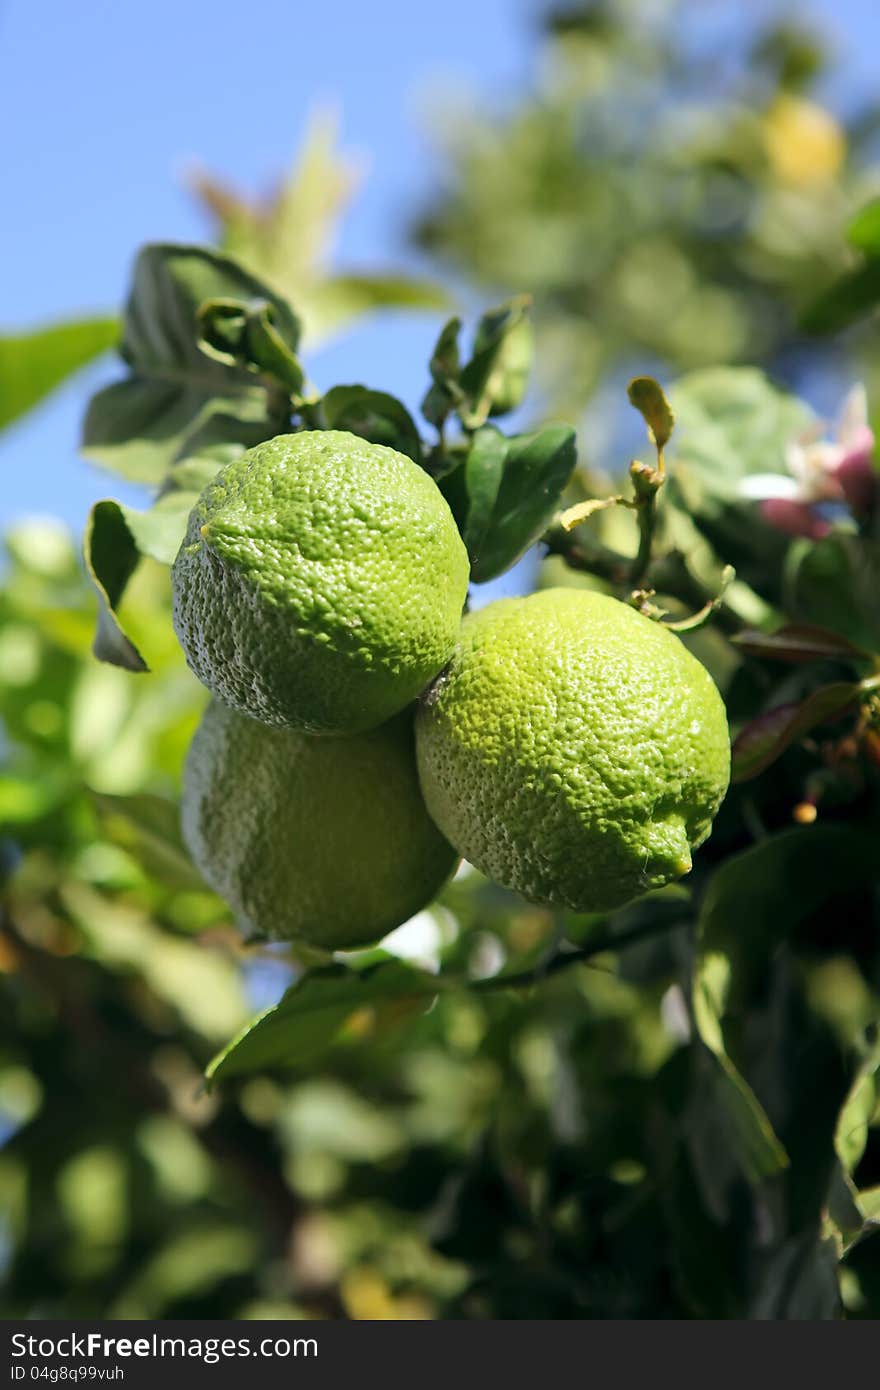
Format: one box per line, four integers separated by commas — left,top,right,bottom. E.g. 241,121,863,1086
171,431,470,734
415,588,730,913
182,700,458,950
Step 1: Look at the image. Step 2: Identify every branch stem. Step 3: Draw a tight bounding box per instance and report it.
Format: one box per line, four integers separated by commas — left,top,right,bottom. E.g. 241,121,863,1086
470,913,682,994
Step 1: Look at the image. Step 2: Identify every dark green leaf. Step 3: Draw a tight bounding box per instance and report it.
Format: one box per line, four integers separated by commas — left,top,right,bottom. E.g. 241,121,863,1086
320,385,422,464
731,623,871,666
847,198,880,256
206,959,438,1084
91,791,209,893
0,317,118,433
732,682,860,782
801,259,880,335
82,244,299,483
788,534,880,653
421,316,463,429
694,828,880,1186
748,1234,841,1319
470,425,577,582
459,296,531,429
196,297,304,395
628,375,674,451
460,426,508,555
83,501,148,672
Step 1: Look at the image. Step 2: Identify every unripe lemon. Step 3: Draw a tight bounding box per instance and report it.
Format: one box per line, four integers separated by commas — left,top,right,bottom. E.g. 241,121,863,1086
172,431,470,734
416,588,730,913
182,700,457,949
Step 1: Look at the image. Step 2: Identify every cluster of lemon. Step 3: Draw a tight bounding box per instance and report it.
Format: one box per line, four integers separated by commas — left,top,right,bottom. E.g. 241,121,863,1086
173,431,730,950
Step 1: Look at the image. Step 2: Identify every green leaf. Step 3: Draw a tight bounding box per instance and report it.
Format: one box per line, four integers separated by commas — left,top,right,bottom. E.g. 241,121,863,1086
82,244,300,483
732,682,861,782
748,1234,842,1319
827,1034,880,1250
627,376,674,452
91,791,209,893
0,317,118,433
847,198,880,256
196,297,304,395
788,534,880,653
120,491,199,567
459,426,508,554
320,385,423,464
207,959,438,1084
459,296,531,429
83,501,148,672
731,623,871,666
801,259,880,335
469,425,577,582
421,316,463,429
693,828,880,1185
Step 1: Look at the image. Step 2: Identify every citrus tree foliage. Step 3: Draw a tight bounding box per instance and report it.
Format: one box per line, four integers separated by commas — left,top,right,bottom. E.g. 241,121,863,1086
2,225,878,1319
414,0,880,420
2,99,880,1325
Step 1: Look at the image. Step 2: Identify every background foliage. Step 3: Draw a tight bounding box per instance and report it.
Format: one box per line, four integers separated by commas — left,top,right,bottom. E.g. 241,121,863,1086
2,0,880,1320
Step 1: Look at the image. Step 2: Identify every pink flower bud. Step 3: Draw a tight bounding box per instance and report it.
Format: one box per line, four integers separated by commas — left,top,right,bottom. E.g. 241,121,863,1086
832,424,877,515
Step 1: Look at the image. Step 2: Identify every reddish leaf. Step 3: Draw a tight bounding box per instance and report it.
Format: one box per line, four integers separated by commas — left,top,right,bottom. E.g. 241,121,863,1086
732,682,861,783
732,624,871,666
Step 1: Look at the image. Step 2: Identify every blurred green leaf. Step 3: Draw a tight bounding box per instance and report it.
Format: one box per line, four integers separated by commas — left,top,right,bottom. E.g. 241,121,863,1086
670,367,812,483
91,791,208,893
732,682,861,782
694,829,880,1185
82,244,298,482
847,198,880,255
801,260,880,334
748,1234,842,1319
320,385,422,463
83,502,148,673
207,959,439,1084
469,425,577,582
789,534,880,653
0,317,117,433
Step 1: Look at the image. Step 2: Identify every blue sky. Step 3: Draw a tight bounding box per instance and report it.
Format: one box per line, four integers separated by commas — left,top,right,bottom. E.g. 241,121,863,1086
1,0,878,534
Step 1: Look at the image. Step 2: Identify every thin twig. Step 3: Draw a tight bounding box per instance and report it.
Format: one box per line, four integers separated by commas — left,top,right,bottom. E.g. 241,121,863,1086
469,913,683,994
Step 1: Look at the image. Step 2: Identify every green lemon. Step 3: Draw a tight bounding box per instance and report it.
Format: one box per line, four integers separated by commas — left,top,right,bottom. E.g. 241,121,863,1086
172,431,470,733
415,588,730,912
182,700,457,949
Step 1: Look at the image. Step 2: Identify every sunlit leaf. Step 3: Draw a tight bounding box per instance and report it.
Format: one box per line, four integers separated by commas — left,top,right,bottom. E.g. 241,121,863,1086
469,425,577,582
207,959,438,1084
91,791,208,893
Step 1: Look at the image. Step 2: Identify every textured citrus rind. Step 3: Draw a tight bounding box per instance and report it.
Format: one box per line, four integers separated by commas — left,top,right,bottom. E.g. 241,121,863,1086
416,588,730,912
172,431,470,733
182,700,458,949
